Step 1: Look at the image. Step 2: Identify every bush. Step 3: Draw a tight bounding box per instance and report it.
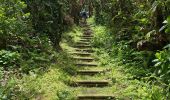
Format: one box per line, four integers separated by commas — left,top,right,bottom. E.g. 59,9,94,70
0,77,18,100
0,50,20,69
153,44,170,84
92,26,112,48
0,0,30,49
14,67,73,100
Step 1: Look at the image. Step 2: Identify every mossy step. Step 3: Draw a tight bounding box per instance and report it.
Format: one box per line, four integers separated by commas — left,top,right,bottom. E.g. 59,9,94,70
77,94,115,100
75,45,91,48
81,35,93,37
80,39,91,42
76,42,90,45
83,28,91,31
71,52,92,57
72,74,106,80
81,35,93,38
83,29,92,35
75,87,113,94
84,30,93,35
75,49,94,53
76,43,90,46
73,57,94,62
78,67,109,71
77,70,103,75
81,37,93,40
76,63,98,67
73,80,110,87
80,38,91,40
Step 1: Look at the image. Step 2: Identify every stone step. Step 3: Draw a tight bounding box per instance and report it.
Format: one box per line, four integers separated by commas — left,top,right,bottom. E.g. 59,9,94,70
81,37,92,42
76,63,98,67
81,37,93,40
77,70,103,75
76,42,90,45
83,28,91,32
84,30,93,35
81,35,93,38
75,49,94,53
80,39,90,42
81,35,93,37
77,94,115,100
72,52,92,57
73,57,94,62
75,45,91,49
73,80,110,87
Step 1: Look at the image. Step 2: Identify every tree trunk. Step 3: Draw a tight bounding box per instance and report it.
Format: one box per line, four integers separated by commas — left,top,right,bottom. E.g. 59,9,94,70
0,37,6,49
88,2,93,17
70,0,81,25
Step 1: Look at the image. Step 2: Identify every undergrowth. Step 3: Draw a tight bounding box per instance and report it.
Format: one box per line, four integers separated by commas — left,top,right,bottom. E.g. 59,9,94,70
0,26,81,100
90,18,168,99
0,52,76,100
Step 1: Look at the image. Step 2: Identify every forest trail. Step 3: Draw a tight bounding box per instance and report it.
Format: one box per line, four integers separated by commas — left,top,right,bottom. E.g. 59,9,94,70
69,24,115,100
1,1,169,99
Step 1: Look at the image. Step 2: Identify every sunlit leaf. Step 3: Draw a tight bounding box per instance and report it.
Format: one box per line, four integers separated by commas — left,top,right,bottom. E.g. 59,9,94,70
154,62,162,67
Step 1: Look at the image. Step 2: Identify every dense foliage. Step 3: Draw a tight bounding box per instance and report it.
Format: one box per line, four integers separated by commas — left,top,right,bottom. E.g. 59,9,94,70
26,0,69,50
0,0,82,72
1,0,170,99
0,0,80,99
91,0,170,98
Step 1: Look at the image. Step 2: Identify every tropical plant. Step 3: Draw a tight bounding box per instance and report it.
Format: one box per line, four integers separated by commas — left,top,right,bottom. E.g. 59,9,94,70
153,44,170,83
165,16,170,33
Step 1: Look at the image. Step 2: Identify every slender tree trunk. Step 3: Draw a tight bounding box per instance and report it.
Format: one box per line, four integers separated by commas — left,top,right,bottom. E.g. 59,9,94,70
88,2,93,17
54,34,62,51
70,0,81,25
0,37,6,49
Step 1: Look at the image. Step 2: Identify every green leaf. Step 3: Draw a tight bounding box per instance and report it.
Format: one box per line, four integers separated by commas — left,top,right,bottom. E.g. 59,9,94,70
155,52,161,59
164,44,170,49
165,16,170,33
153,59,159,62
154,62,162,67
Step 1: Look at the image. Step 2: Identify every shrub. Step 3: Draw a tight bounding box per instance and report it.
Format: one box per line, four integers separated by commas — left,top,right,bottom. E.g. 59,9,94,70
0,50,20,69
92,26,112,48
153,44,170,84
0,77,18,100
165,16,170,34
0,0,30,49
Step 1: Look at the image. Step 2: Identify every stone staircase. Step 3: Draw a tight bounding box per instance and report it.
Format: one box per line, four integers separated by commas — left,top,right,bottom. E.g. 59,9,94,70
70,27,115,100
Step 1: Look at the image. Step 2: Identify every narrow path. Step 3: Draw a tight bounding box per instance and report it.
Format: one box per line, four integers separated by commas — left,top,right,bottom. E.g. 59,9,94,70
69,25,115,100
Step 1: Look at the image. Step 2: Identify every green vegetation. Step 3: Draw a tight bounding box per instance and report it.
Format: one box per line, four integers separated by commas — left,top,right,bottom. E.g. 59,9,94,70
89,0,170,98
0,0,81,99
91,23,166,99
0,0,170,99
0,27,82,99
